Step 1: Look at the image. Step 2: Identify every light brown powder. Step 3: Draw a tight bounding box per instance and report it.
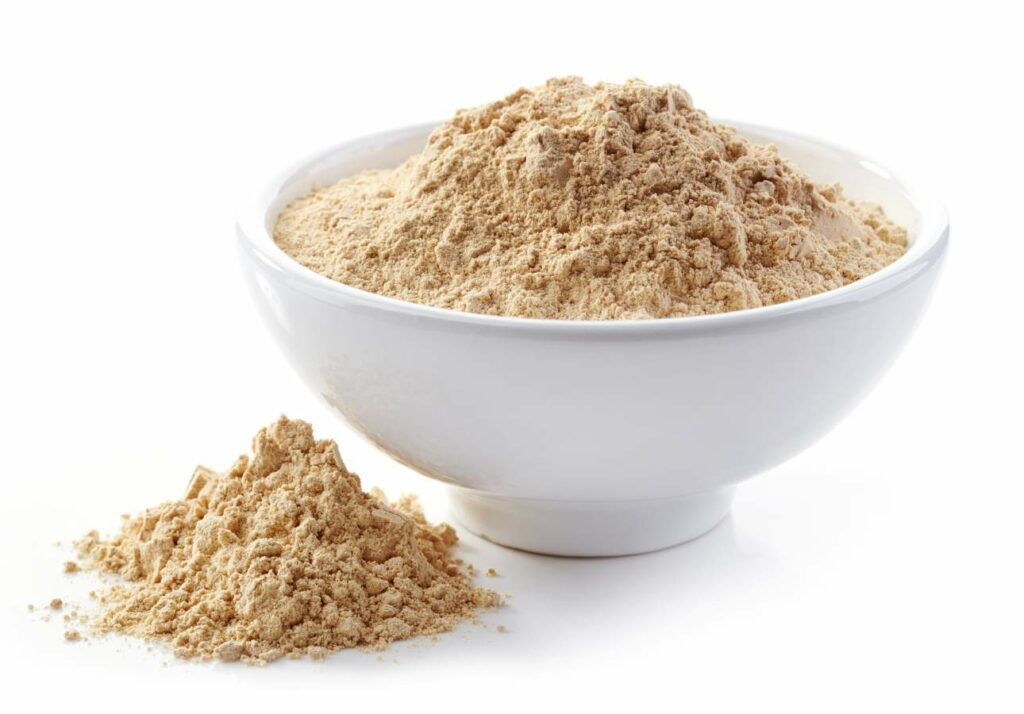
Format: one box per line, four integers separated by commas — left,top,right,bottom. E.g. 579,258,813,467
275,77,906,320
76,416,500,664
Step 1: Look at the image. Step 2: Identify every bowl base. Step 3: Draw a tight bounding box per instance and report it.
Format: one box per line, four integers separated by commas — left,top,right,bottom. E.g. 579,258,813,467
447,486,735,557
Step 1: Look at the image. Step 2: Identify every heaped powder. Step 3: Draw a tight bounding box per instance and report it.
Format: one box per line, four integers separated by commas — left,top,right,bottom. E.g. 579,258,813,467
76,417,500,664
274,77,907,320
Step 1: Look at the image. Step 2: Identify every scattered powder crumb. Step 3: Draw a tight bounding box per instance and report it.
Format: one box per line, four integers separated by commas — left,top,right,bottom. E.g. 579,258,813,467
27,604,35,612
75,416,501,664
49,598,63,610
275,76,907,321
496,625,508,633
64,560,80,573
486,568,497,577
213,641,244,663
64,630,81,642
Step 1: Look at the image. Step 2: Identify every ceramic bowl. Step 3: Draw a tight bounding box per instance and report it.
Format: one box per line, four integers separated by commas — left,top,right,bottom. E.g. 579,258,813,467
237,122,948,556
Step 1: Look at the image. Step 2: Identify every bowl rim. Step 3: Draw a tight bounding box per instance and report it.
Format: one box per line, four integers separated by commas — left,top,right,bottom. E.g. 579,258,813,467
237,120,949,334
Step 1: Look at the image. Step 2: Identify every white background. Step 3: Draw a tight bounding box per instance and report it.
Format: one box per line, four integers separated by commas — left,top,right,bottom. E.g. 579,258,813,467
2,1,1021,711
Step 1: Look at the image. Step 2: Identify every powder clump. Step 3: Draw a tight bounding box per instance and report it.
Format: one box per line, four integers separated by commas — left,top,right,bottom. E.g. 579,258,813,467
274,77,907,320
76,416,500,664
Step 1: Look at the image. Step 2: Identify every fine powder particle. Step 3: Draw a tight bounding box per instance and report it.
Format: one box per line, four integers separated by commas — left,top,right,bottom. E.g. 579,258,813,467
75,416,500,664
274,77,907,320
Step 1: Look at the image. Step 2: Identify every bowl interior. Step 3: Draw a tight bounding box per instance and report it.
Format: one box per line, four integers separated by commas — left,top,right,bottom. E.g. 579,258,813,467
261,121,932,256
264,125,435,235
242,120,947,334
738,126,923,242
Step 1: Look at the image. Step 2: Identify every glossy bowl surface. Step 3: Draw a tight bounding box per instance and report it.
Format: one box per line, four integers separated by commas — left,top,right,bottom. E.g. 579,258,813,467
237,122,948,555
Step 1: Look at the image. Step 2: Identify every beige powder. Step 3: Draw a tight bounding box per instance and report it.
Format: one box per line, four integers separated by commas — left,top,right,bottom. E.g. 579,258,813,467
76,416,500,664
275,77,907,320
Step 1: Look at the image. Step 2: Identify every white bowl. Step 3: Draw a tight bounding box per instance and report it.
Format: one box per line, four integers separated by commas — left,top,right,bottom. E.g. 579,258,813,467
237,122,948,556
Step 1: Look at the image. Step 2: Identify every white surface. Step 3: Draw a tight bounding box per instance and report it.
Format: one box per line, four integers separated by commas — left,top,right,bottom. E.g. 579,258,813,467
0,1,1020,711
238,122,947,555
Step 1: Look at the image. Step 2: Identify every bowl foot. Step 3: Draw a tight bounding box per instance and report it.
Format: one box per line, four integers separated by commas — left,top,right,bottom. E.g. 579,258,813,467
447,486,735,557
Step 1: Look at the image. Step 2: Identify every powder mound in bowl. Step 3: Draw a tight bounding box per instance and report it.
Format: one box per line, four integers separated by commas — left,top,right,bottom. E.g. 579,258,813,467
274,76,907,320
76,416,500,664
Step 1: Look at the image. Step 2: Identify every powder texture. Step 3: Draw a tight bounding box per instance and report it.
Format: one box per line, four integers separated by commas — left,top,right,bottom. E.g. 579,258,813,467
76,417,499,664
274,77,907,320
